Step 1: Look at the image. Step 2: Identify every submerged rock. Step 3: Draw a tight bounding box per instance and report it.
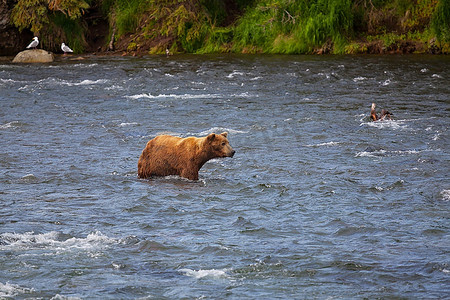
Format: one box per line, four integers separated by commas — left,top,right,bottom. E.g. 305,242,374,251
12,49,54,63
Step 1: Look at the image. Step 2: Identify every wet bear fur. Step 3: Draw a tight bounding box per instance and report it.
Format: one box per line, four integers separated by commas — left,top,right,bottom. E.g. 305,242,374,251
138,132,235,180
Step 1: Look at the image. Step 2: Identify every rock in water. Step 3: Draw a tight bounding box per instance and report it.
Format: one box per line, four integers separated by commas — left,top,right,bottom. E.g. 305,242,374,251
12,49,54,63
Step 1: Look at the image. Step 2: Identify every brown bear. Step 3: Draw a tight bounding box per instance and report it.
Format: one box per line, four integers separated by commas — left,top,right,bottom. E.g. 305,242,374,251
138,132,235,180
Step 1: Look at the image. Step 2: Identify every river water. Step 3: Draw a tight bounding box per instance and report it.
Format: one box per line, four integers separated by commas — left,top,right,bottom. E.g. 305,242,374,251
0,54,449,299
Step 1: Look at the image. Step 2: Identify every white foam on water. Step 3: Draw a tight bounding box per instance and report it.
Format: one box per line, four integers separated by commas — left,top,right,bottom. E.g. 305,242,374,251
179,268,229,279
356,148,436,158
305,141,341,147
21,173,37,180
0,78,21,84
361,116,438,132
61,63,99,68
31,78,108,87
17,85,30,91
355,149,387,157
0,282,34,298
0,121,21,129
353,76,367,82
420,68,429,73
380,78,394,86
440,190,450,201
226,71,244,78
104,85,124,91
50,294,82,300
64,79,109,86
126,93,153,100
118,122,138,127
61,231,117,250
360,119,406,130
1,231,58,248
432,132,442,141
126,93,221,100
317,72,331,79
196,127,248,136
431,74,442,78
356,113,369,123
0,231,116,252
393,150,421,155
0,64,15,69
231,91,255,98
190,81,206,85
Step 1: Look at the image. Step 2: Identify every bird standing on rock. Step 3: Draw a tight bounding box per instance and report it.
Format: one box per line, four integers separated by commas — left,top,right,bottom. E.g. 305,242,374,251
61,43,74,55
26,37,39,49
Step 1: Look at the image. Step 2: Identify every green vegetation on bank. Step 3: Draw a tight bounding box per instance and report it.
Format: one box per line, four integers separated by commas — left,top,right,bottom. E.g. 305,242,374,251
9,0,450,54
11,0,89,52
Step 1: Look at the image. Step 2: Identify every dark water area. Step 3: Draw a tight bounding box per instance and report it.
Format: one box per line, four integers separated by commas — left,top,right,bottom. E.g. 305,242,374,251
0,54,449,299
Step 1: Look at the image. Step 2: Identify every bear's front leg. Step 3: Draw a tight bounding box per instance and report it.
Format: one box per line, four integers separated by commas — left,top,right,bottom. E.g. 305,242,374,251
180,168,199,181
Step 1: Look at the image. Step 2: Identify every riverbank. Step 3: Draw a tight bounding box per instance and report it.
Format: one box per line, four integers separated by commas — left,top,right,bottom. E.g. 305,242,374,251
112,31,447,56
2,0,449,56
109,0,449,56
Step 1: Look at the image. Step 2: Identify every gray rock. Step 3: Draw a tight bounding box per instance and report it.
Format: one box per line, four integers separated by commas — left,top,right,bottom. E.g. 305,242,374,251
12,49,54,63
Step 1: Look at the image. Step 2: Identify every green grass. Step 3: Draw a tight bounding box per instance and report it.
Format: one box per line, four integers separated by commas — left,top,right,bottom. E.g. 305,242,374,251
9,0,449,54
229,0,353,54
114,0,143,37
431,0,450,42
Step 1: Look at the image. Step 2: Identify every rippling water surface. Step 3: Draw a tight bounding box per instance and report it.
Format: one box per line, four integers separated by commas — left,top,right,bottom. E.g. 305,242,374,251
1,54,449,299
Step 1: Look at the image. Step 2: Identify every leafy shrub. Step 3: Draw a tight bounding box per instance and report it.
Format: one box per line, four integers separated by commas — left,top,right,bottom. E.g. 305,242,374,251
114,0,142,36
431,0,450,42
11,0,89,52
232,0,353,54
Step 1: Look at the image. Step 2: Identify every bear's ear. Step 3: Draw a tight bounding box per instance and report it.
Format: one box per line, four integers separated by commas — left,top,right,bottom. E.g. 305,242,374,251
220,132,228,138
207,133,216,142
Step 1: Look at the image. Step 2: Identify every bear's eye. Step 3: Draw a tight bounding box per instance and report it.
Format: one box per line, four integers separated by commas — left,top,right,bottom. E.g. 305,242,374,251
221,142,226,146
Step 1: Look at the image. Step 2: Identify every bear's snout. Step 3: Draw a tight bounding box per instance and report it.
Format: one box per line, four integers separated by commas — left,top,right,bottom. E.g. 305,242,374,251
230,150,236,157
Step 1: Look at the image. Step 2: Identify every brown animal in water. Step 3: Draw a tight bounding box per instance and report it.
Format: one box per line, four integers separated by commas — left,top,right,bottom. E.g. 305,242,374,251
370,103,393,121
138,132,235,180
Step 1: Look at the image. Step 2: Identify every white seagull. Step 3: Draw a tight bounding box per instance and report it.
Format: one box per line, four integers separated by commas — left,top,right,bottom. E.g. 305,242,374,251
26,37,39,49
61,43,73,54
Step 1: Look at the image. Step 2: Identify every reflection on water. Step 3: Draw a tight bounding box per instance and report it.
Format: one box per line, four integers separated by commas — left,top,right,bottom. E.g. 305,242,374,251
0,54,449,299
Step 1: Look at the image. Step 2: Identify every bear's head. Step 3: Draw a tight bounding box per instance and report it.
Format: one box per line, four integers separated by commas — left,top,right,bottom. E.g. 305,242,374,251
206,132,235,158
